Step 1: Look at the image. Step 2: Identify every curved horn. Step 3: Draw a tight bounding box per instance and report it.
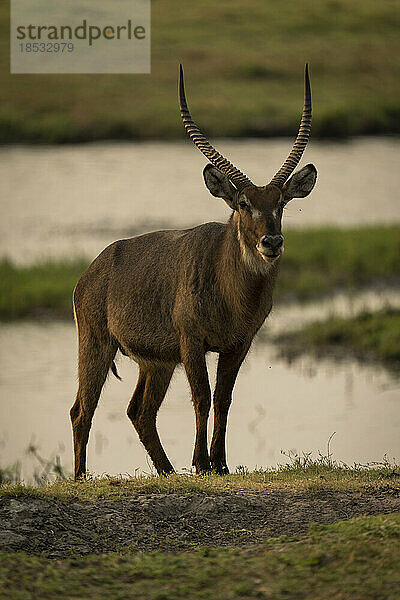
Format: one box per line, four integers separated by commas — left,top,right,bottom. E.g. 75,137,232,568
179,64,253,191
269,64,312,188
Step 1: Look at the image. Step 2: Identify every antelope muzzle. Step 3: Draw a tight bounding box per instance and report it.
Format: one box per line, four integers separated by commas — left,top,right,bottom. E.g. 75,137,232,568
258,234,284,260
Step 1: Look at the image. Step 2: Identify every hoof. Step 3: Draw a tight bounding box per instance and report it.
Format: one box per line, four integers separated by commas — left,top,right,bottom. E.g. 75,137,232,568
211,463,230,475
193,458,211,475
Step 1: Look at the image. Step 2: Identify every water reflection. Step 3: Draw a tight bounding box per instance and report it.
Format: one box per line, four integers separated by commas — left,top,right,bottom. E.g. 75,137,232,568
0,310,398,481
1,137,399,264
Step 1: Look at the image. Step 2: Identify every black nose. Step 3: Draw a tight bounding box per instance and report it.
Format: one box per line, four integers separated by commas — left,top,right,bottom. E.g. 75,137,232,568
261,235,283,252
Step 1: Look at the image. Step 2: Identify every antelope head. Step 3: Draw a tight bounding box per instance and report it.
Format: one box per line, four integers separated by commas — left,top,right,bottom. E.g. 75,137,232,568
179,64,317,265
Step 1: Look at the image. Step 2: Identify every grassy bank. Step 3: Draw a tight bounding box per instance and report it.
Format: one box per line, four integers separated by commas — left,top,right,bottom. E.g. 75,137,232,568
2,462,399,501
276,226,400,301
1,465,399,596
0,513,399,599
275,308,400,367
2,0,400,142
0,257,87,320
1,226,399,321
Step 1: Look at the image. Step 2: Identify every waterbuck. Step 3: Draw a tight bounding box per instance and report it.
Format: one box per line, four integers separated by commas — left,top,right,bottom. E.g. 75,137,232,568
71,64,317,479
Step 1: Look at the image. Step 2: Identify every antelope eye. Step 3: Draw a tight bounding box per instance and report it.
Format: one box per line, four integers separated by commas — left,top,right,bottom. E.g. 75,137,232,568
239,200,249,210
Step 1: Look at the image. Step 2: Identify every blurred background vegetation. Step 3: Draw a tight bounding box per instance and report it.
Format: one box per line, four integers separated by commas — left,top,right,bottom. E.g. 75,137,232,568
2,226,400,321
1,0,399,142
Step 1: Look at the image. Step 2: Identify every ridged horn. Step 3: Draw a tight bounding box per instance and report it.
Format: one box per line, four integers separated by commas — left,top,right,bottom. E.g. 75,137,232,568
269,64,312,188
179,64,254,191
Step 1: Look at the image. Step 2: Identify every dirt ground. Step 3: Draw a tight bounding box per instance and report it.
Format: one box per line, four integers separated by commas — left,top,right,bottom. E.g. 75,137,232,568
1,488,399,558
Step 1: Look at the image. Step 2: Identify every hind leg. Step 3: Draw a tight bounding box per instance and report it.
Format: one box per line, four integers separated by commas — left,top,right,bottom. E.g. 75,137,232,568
127,362,175,475
70,333,117,480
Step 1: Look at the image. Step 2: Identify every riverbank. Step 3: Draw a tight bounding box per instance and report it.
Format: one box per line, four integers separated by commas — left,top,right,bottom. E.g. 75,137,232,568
274,308,400,370
2,226,399,321
1,466,399,598
3,462,399,501
0,514,399,599
1,1,399,142
1,465,399,556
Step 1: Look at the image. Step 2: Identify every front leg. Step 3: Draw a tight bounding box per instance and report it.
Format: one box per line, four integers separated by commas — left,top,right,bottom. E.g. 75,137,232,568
180,336,211,474
211,343,251,474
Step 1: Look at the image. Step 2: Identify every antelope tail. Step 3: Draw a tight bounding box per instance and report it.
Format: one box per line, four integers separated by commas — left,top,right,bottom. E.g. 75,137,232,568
111,361,122,381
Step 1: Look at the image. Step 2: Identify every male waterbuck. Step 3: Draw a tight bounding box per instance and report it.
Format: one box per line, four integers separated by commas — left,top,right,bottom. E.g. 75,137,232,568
71,64,317,479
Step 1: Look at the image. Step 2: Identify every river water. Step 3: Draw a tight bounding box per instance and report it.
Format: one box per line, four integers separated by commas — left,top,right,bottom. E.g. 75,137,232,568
1,137,399,264
0,315,398,480
0,138,399,480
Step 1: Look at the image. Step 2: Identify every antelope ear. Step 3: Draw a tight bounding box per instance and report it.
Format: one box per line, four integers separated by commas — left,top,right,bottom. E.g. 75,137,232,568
203,164,238,210
282,164,317,204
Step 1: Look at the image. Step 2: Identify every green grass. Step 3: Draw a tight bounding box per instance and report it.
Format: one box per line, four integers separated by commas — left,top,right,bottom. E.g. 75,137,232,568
276,226,400,301
0,513,399,599
275,307,400,366
0,257,87,320
1,461,399,502
1,465,398,597
2,0,400,142
1,226,399,320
